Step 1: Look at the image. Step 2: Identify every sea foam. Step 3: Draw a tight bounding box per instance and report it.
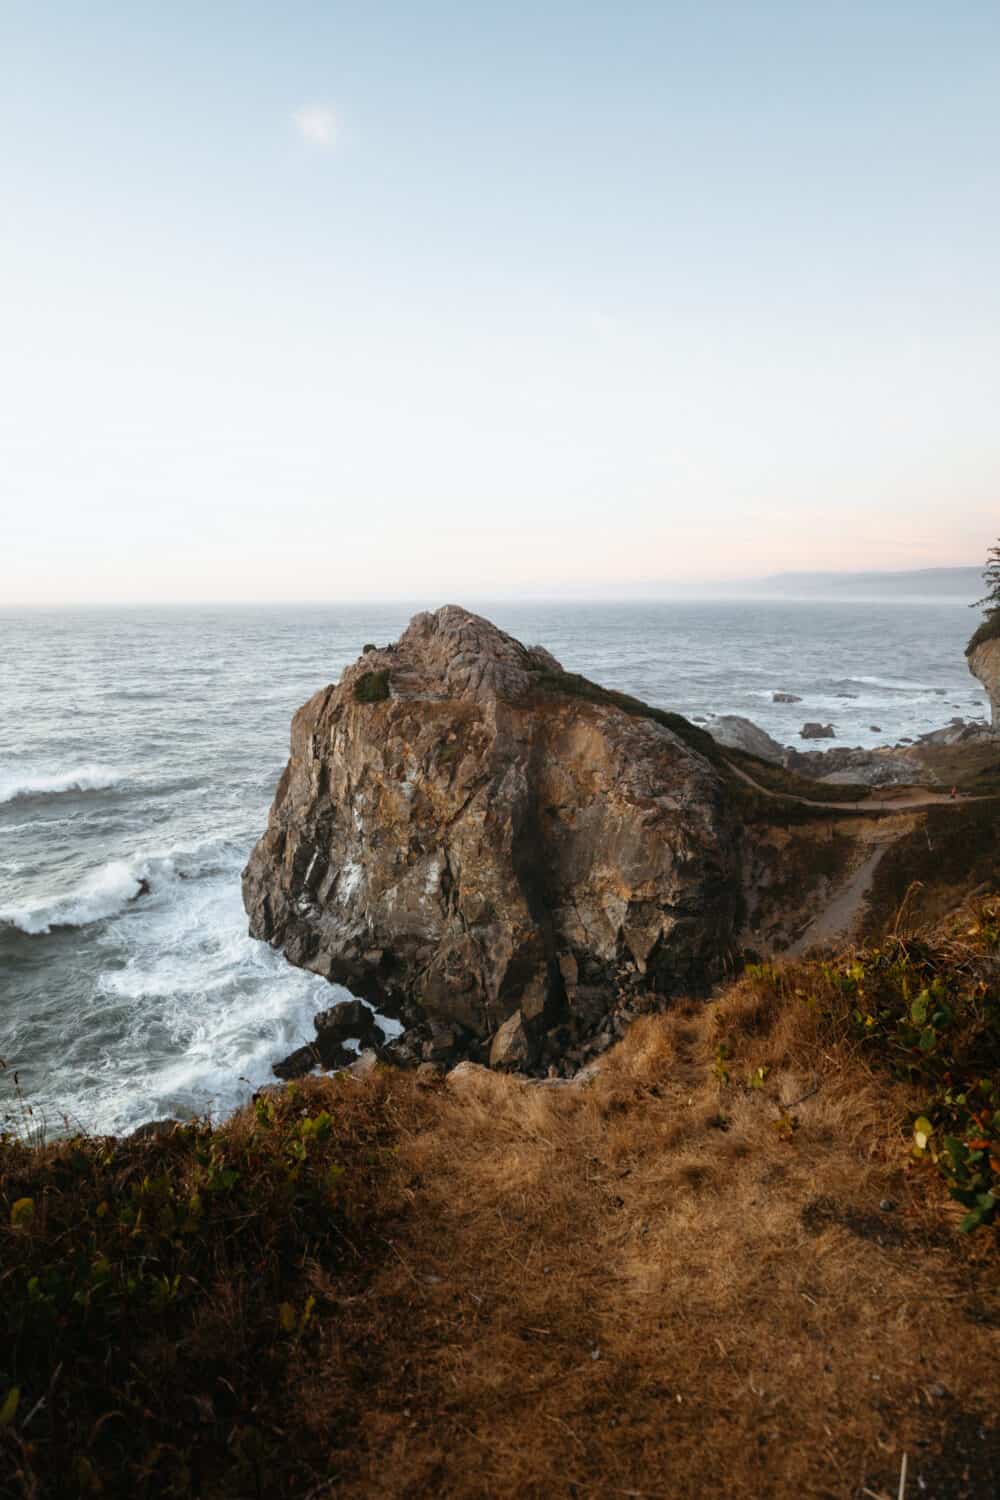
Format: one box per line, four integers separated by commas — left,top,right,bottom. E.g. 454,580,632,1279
0,764,121,805
0,838,237,937
0,859,151,936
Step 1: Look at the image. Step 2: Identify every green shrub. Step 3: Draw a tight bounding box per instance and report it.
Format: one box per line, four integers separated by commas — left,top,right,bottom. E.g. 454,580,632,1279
0,1074,409,1496
354,669,391,703
966,610,1000,655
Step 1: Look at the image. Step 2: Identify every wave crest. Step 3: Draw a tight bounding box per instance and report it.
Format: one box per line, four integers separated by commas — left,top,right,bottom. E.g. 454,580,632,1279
0,839,244,937
0,765,121,805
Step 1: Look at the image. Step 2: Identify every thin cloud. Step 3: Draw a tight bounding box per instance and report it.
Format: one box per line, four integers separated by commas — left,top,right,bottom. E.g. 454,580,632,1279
292,104,338,148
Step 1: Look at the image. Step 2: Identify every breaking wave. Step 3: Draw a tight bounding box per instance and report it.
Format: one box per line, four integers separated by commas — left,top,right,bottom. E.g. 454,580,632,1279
0,839,239,937
0,765,122,805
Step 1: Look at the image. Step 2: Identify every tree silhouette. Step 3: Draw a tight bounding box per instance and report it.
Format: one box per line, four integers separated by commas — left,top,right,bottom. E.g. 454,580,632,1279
974,540,1000,615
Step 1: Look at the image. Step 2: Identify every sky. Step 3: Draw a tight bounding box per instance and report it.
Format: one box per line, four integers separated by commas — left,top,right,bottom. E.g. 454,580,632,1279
2,1,999,604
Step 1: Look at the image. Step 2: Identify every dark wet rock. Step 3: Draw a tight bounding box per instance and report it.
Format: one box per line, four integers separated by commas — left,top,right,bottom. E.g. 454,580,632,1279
772,692,801,703
315,998,383,1048
272,1043,322,1080
422,1020,465,1063
800,722,835,739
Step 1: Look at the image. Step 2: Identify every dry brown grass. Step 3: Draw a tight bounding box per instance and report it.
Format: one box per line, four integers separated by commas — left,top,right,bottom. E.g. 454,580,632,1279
4,960,999,1498
315,990,999,1499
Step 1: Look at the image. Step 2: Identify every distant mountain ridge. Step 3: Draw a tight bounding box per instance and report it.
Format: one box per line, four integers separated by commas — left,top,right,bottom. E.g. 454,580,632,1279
751,566,981,599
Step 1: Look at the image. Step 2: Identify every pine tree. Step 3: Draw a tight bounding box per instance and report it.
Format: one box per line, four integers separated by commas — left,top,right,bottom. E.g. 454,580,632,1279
974,540,1000,615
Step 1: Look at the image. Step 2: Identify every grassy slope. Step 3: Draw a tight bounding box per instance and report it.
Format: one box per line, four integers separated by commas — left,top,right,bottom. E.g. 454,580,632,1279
4,905,1000,1499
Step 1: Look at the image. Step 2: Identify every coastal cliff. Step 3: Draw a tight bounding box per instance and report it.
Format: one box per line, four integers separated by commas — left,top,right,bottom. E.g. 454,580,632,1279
968,619,1000,728
243,606,743,1064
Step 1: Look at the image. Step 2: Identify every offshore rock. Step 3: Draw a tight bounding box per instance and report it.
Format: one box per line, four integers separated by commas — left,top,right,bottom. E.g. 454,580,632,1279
243,606,742,1056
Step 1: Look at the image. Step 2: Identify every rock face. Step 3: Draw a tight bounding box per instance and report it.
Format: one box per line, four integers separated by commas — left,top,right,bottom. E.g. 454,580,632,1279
243,607,742,1057
968,634,1000,729
784,745,917,787
707,715,785,764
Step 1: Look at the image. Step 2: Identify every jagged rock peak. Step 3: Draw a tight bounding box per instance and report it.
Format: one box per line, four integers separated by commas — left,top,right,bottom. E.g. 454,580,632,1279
352,605,564,707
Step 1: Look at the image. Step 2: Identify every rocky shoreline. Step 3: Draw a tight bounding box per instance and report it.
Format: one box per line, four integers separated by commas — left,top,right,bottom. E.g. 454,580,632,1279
246,605,999,1086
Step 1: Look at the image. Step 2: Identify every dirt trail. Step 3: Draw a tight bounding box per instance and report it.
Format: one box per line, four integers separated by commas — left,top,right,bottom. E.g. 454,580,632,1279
728,757,983,954
785,840,894,956
724,757,969,813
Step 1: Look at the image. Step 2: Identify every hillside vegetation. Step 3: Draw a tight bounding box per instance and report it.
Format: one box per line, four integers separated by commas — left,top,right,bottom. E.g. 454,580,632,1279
966,611,1000,655
3,896,1000,1499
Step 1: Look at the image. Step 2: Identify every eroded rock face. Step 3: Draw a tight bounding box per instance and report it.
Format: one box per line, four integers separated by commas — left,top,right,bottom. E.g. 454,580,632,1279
968,637,1000,729
243,607,742,1052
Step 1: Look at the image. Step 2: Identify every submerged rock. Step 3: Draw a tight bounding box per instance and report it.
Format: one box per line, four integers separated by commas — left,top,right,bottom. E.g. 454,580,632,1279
243,606,742,1065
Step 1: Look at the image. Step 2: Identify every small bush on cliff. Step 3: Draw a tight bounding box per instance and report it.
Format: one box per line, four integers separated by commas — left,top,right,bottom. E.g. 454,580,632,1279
967,538,1000,653
0,1072,423,1498
966,612,1000,654
736,902,1000,1233
354,668,391,703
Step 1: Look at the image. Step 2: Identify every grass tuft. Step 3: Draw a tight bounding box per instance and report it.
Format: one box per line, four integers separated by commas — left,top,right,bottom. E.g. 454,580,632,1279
353,669,391,703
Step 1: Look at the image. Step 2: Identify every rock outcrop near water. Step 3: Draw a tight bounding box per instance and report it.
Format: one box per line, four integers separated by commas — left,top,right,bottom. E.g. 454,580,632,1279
968,632,1000,729
243,607,742,1067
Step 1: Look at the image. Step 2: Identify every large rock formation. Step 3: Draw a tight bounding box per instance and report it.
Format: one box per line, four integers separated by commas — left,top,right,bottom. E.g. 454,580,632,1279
243,607,743,1063
968,626,1000,729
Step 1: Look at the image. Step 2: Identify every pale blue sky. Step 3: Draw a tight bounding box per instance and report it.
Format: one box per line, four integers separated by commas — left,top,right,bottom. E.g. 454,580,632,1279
2,1,998,602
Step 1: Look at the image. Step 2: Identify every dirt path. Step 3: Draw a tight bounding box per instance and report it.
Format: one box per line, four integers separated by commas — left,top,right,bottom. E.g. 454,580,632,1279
785,840,895,956
727,756,994,953
725,757,969,814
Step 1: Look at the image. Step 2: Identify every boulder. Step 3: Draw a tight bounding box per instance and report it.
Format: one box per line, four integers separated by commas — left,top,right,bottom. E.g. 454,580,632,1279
772,692,802,704
489,1010,535,1070
800,723,835,740
243,606,742,1062
272,1043,322,1080
784,745,916,787
707,715,785,764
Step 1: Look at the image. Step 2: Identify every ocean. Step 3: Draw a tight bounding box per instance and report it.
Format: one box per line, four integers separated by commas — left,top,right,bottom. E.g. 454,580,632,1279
0,599,988,1137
